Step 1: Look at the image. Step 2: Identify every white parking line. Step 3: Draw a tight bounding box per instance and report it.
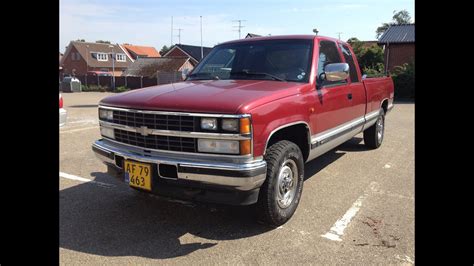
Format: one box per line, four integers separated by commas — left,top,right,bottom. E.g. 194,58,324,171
395,254,414,264
60,126,99,134
59,172,115,188
321,182,377,241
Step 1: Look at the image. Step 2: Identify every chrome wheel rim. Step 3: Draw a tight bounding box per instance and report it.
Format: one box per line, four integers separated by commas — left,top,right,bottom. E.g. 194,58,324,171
276,159,298,209
376,115,384,144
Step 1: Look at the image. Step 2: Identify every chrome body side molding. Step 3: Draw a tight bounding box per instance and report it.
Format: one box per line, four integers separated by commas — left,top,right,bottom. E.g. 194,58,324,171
306,109,381,162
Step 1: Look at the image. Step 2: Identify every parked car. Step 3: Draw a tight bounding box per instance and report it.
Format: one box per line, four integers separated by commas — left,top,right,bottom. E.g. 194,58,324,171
92,35,394,226
59,93,67,127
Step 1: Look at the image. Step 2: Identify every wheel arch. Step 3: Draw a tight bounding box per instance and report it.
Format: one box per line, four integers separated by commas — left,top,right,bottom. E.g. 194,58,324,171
263,122,311,162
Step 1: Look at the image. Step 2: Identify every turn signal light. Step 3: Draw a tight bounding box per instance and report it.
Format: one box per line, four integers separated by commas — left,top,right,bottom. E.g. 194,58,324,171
240,139,251,155
240,118,250,134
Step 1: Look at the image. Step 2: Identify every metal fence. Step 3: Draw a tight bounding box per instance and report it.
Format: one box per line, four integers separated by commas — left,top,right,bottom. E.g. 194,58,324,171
60,72,184,90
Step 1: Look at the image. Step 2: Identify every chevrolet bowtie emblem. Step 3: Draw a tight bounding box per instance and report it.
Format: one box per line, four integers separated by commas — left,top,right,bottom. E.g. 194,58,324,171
136,126,152,136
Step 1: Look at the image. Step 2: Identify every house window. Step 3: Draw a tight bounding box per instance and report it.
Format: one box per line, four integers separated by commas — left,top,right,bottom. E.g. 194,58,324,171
72,52,81,61
115,53,126,62
96,53,108,61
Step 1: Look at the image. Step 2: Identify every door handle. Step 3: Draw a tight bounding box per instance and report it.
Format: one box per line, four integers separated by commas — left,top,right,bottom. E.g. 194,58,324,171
347,93,353,100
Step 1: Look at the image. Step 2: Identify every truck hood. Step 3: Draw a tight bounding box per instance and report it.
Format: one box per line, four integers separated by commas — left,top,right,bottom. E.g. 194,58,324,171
100,80,305,114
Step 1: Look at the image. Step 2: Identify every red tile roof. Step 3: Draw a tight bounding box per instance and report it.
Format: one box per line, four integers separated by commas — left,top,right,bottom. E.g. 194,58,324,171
122,45,160,58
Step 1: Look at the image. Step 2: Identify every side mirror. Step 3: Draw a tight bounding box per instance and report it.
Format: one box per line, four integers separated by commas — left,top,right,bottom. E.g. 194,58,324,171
323,63,349,82
182,68,190,80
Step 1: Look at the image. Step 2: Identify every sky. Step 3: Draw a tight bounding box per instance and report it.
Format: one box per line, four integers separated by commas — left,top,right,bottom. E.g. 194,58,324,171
59,0,414,53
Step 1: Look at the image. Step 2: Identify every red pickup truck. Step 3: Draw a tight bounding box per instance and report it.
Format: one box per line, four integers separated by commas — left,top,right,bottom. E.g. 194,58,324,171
92,35,394,226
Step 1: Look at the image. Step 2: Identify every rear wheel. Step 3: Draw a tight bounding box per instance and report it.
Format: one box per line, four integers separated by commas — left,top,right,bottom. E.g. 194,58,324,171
363,109,385,149
256,140,304,226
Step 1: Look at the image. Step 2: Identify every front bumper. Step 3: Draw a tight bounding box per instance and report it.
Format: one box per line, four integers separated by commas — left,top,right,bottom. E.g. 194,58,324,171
92,139,267,205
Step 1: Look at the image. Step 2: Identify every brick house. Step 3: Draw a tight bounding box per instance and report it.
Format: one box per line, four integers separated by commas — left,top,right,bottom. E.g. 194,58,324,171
122,57,193,77
120,44,161,61
378,24,415,72
61,41,133,76
163,44,213,65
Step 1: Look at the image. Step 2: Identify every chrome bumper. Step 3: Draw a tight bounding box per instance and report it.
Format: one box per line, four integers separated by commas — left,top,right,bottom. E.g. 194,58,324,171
92,139,267,191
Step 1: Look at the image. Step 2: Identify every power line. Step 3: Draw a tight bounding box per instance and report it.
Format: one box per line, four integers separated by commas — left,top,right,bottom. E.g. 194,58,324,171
232,20,246,39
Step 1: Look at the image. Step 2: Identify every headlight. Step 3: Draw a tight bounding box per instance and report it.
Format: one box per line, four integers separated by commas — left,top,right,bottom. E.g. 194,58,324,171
222,119,239,132
201,118,217,130
197,139,239,154
100,126,115,139
99,109,113,120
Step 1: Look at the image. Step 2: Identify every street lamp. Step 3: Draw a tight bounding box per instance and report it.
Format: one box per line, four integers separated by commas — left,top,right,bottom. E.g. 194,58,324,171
108,44,116,91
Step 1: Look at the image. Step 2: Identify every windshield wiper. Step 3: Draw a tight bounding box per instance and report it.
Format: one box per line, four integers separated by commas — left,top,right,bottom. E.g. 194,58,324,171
187,72,220,80
230,70,286,82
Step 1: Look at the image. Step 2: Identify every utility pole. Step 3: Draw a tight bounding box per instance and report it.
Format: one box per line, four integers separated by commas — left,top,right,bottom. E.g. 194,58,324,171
337,32,343,40
171,16,173,46
108,45,116,91
200,16,203,60
174,28,183,44
232,20,246,39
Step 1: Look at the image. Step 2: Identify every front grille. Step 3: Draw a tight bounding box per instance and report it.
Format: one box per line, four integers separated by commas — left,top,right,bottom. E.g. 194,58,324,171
112,110,196,132
114,129,196,152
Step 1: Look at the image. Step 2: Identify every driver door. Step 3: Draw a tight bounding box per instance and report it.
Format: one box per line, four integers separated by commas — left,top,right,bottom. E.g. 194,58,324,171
310,40,354,135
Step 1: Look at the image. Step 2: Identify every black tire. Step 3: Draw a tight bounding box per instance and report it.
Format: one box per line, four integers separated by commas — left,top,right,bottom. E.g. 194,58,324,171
363,109,385,149
256,140,304,226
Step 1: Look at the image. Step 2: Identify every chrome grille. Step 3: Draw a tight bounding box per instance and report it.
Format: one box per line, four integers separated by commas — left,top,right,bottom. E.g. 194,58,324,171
112,110,196,131
114,129,196,152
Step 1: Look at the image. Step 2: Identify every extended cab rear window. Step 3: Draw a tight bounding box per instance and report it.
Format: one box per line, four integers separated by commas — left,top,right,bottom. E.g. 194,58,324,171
340,44,359,83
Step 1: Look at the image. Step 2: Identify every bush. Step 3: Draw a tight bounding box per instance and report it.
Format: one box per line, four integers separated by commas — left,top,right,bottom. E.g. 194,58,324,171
82,84,109,92
363,63,385,77
391,61,415,99
115,86,130,93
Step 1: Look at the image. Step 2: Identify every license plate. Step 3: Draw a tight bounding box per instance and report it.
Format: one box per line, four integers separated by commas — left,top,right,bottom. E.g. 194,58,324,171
124,160,152,191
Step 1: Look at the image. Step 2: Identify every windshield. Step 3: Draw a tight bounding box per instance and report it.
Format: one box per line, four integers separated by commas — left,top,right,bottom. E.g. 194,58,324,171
188,39,313,83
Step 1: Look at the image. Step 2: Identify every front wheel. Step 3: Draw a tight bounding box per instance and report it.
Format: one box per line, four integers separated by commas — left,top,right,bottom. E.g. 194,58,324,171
255,140,304,226
363,109,385,149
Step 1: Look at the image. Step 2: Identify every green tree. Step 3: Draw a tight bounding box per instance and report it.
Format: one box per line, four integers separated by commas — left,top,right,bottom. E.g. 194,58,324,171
347,37,384,75
96,40,111,44
346,37,360,45
376,10,412,38
75,39,85,42
160,45,171,56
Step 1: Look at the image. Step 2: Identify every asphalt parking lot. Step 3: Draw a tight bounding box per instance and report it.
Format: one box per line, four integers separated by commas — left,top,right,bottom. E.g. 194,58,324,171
60,92,414,264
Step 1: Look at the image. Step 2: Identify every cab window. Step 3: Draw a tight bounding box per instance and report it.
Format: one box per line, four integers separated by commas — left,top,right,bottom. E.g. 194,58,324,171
317,40,345,87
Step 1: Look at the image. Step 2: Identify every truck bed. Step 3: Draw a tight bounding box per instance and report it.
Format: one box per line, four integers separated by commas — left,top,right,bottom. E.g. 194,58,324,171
363,76,394,113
